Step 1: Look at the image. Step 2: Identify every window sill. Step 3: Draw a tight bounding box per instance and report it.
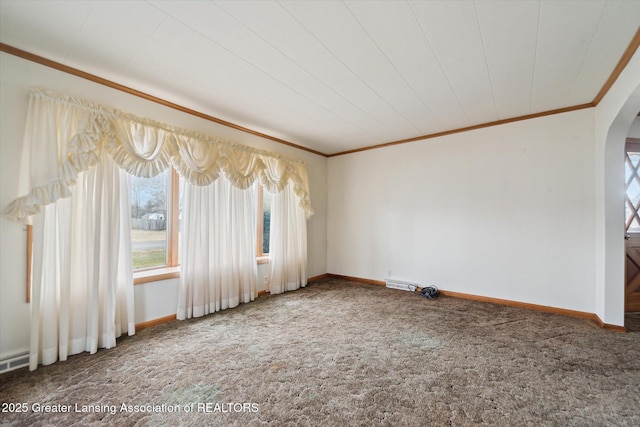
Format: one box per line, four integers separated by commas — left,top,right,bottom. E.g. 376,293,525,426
133,257,270,285
134,267,180,285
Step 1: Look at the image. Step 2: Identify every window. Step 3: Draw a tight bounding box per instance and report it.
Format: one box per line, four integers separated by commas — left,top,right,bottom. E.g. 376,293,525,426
131,167,180,283
131,171,270,283
130,170,168,269
257,185,272,261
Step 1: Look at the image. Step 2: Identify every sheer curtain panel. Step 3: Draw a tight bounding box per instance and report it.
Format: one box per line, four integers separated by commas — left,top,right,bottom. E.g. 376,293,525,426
177,177,258,319
19,93,135,370
31,155,134,370
269,182,308,294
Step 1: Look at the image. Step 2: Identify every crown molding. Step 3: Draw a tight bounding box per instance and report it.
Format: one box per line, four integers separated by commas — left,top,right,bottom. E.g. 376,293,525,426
329,26,640,157
328,103,595,157
3,25,639,159
592,27,640,106
0,43,328,158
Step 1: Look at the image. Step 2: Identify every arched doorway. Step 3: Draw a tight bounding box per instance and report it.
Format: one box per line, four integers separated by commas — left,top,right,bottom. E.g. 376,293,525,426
601,83,640,329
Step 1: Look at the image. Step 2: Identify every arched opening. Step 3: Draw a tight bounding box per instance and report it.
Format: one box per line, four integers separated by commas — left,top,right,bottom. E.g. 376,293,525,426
601,84,640,328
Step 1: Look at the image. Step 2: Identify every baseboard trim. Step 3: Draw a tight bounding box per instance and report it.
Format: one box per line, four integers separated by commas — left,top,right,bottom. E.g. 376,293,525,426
327,274,385,286
135,314,176,331
439,289,597,319
327,274,628,332
135,276,327,331
591,316,628,332
308,273,331,282
133,275,630,333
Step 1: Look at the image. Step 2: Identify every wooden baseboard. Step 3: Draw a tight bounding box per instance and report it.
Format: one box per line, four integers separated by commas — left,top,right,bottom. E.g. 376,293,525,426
308,273,330,282
326,274,385,286
328,273,628,332
441,290,626,332
133,275,629,333
439,289,595,319
135,314,176,331
134,276,324,332
591,315,629,332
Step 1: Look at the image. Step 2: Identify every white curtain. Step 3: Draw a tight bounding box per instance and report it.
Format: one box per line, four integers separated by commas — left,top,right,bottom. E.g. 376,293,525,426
30,154,134,370
5,90,314,223
177,177,258,319
269,182,308,294
16,93,135,371
5,89,313,370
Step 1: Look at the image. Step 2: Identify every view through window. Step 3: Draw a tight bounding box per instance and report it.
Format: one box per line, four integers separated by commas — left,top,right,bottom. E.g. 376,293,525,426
130,170,169,269
130,172,271,274
261,188,272,255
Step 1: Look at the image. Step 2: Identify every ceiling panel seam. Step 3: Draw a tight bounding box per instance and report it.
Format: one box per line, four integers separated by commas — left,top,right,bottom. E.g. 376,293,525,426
344,0,442,131
565,2,607,106
407,0,470,127
217,1,379,141
472,0,499,120
279,0,421,135
528,1,541,113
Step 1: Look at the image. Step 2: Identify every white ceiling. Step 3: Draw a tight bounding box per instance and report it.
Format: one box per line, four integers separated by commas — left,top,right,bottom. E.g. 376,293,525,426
1,1,639,155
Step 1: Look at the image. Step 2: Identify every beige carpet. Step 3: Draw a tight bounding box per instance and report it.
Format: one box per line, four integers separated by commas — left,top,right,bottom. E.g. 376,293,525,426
1,277,639,426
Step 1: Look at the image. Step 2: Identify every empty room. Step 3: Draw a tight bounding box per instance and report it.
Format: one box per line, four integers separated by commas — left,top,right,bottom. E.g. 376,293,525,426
1,1,639,425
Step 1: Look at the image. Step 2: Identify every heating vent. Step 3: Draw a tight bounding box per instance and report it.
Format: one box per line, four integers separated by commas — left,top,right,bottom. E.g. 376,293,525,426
0,353,29,374
385,278,418,292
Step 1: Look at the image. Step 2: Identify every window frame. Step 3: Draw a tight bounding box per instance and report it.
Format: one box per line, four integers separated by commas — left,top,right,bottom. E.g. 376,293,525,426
25,169,269,294
132,167,180,284
256,185,270,264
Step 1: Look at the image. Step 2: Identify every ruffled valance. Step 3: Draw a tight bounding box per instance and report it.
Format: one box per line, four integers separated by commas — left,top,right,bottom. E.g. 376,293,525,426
4,89,314,224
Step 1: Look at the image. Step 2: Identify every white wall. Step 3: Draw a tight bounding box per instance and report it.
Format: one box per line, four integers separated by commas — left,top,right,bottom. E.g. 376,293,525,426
0,55,31,360
328,108,597,313
0,53,328,359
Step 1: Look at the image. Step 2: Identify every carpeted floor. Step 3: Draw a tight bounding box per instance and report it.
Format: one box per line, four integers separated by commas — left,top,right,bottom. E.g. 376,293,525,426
1,277,639,426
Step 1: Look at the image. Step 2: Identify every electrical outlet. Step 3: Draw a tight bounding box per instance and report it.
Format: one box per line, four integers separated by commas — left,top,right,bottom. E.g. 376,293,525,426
263,276,268,285
387,270,391,277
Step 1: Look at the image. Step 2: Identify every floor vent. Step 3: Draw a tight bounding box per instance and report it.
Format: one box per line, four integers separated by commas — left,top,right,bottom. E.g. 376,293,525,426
385,278,417,292
0,353,29,374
